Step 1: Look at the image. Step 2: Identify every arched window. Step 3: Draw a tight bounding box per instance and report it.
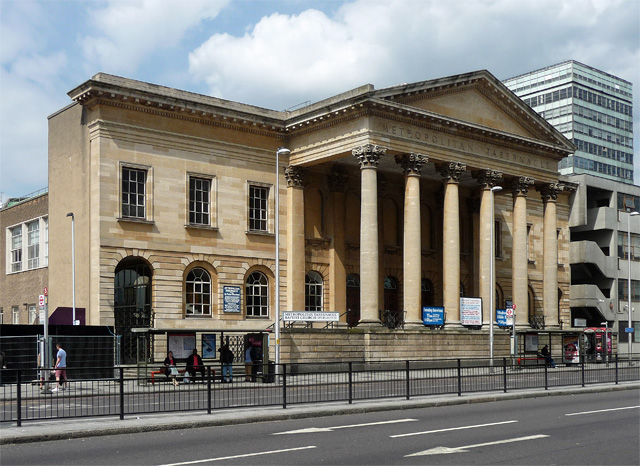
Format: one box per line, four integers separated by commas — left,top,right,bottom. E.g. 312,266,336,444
421,278,434,307
305,271,323,312
246,271,269,317
186,267,211,316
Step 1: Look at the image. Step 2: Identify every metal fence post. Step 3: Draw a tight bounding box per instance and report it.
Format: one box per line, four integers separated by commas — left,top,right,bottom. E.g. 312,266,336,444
119,367,124,420
615,353,619,384
348,361,353,404
544,363,548,390
457,359,462,396
207,366,212,414
503,358,507,393
405,360,410,400
282,364,287,409
581,359,585,387
16,370,22,427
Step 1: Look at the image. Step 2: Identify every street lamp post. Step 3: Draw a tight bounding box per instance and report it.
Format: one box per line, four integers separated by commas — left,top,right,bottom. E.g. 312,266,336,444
627,211,639,362
66,212,76,326
489,185,502,368
274,147,291,371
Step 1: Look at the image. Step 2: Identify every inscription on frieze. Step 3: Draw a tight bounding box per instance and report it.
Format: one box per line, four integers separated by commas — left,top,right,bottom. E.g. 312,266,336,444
379,122,555,171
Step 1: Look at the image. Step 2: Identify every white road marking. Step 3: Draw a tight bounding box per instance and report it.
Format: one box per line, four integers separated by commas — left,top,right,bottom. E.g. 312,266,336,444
406,434,549,456
273,418,418,434
157,445,317,466
565,405,640,416
390,420,518,438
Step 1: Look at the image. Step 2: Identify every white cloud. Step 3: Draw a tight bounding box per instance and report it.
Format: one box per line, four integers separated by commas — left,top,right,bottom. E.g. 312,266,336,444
81,0,230,75
188,0,639,111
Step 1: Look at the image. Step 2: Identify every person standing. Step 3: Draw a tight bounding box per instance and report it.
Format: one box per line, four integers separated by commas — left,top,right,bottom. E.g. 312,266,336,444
219,344,234,383
52,343,67,391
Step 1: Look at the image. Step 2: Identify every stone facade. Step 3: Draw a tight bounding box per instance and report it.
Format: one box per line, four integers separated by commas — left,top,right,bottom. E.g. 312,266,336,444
45,71,577,363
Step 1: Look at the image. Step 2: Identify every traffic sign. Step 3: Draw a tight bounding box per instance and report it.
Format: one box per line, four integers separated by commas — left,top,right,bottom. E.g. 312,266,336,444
625,327,634,333
39,295,45,307
44,287,48,296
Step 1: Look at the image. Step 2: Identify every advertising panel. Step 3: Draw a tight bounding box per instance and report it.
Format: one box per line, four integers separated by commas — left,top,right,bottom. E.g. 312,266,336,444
223,286,242,313
562,334,580,364
460,297,482,326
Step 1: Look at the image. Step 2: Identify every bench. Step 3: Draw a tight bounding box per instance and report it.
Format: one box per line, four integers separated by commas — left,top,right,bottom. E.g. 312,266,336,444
517,357,546,366
150,369,215,384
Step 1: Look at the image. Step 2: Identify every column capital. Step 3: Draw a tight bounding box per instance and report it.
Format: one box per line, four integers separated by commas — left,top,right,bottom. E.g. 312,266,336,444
352,144,386,168
436,161,466,183
473,169,503,189
538,182,563,202
284,165,305,188
511,176,535,196
327,167,348,193
395,153,427,176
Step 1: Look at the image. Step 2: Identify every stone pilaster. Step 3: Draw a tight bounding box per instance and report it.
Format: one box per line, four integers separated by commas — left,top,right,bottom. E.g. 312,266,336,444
285,166,306,312
437,162,466,324
473,169,503,326
353,144,386,325
511,176,534,326
539,182,562,328
328,168,348,322
396,153,427,325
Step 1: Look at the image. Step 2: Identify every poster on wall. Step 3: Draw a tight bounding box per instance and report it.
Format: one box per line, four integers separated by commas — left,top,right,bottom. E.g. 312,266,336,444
168,333,196,359
562,334,580,364
223,286,242,313
524,333,538,352
460,297,482,326
202,334,216,359
422,307,445,325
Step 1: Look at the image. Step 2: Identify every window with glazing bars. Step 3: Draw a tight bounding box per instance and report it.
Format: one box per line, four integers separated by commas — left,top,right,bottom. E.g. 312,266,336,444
248,185,268,231
122,167,147,218
10,227,22,272
189,177,211,225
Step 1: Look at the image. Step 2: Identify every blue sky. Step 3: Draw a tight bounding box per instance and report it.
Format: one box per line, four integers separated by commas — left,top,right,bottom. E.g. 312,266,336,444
1,0,639,202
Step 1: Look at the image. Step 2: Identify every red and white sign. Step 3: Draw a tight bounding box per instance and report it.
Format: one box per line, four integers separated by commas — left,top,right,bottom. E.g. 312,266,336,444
39,295,45,307
43,287,48,296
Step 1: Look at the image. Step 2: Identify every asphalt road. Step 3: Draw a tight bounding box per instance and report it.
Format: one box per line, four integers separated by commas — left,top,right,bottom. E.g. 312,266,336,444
2,389,639,465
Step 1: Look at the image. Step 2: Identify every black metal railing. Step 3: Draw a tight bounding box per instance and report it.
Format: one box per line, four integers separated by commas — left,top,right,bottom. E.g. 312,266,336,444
1,355,639,426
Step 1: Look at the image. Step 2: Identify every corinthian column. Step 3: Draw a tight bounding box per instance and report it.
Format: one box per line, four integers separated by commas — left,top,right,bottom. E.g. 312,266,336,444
396,153,427,325
285,166,306,312
353,144,386,325
511,176,534,326
539,183,562,328
437,162,466,325
328,168,348,322
474,169,503,326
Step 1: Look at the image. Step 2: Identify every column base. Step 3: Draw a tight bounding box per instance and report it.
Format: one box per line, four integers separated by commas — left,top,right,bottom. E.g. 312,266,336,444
403,319,425,328
357,319,383,327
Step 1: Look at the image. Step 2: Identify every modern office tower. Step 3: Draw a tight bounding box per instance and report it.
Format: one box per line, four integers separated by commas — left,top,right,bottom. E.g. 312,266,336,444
504,60,634,184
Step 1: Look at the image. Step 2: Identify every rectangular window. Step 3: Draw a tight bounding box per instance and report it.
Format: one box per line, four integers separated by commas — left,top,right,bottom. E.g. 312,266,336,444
189,177,211,225
44,217,49,266
12,306,19,324
27,221,40,269
619,279,640,301
248,185,269,232
527,225,532,260
122,167,147,218
29,305,37,325
10,226,22,272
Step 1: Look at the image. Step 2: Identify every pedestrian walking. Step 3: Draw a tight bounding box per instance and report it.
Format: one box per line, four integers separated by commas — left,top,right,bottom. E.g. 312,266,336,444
244,345,253,382
219,344,234,383
52,343,67,391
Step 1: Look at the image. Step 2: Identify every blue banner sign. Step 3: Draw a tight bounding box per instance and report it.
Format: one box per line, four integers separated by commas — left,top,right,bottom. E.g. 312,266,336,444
423,307,444,325
496,309,512,327
223,285,241,313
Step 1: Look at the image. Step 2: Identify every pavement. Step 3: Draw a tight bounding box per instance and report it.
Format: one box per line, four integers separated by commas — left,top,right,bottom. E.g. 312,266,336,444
1,381,638,445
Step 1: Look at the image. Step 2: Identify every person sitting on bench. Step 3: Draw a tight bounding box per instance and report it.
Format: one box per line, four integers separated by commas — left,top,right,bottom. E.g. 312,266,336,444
540,345,556,368
186,349,205,382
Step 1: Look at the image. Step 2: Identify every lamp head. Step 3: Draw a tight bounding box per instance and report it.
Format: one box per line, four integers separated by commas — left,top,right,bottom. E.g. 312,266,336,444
630,211,640,217
491,186,503,193
276,147,291,157
66,212,74,218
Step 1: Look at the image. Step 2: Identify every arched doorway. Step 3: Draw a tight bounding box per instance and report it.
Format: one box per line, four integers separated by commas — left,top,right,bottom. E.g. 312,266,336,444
346,274,360,327
421,278,434,307
114,257,153,364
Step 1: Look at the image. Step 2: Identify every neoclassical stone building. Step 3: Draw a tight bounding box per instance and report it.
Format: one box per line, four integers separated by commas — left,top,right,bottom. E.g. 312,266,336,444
47,71,576,363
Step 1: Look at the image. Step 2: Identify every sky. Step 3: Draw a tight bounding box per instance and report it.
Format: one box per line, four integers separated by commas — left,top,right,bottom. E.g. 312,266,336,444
1,0,639,202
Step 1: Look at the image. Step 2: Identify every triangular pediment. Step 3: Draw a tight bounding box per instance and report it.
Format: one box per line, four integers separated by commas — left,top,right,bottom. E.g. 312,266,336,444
372,70,573,150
